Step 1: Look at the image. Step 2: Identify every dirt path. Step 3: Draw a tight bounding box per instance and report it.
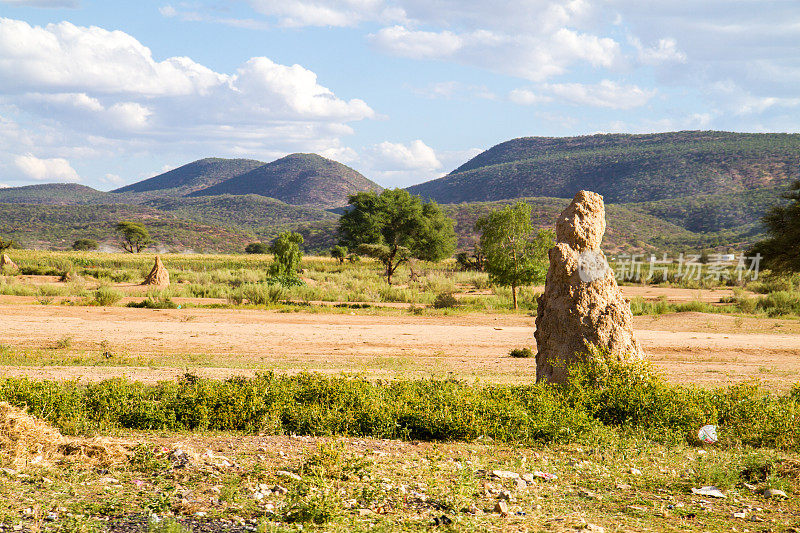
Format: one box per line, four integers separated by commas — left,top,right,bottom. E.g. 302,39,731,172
1,303,799,388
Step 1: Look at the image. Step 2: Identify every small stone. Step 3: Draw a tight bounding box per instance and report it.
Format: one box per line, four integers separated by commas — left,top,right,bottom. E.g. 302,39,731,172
194,512,206,518
45,512,58,521
763,488,788,499
277,470,302,481
732,511,747,519
358,509,374,517
521,473,535,483
615,483,632,490
491,470,520,480
494,500,509,517
514,478,527,491
585,524,605,533
630,468,642,475
497,490,512,501
273,485,288,495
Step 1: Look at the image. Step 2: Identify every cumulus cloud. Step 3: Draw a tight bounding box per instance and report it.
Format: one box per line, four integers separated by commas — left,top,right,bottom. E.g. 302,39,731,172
247,0,403,27
542,80,655,109
370,140,441,171
508,88,551,106
14,153,80,181
631,37,687,65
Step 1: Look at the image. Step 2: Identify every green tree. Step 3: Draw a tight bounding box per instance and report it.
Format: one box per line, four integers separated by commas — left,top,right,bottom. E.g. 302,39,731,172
115,222,152,253
475,202,553,309
338,189,456,285
245,242,269,254
329,245,348,264
72,238,98,251
751,181,800,273
268,231,304,278
0,237,14,253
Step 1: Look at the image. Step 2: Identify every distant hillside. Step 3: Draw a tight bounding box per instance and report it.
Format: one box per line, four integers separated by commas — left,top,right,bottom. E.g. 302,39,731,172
0,204,255,253
189,153,382,208
144,195,337,236
0,183,112,205
623,186,786,234
113,158,264,198
442,197,698,253
408,131,800,204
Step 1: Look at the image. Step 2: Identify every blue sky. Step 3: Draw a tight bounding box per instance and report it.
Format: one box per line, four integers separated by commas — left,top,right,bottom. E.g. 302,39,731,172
0,0,798,190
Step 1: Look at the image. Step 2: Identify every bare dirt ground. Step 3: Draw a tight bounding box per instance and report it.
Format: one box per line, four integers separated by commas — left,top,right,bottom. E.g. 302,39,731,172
1,293,799,388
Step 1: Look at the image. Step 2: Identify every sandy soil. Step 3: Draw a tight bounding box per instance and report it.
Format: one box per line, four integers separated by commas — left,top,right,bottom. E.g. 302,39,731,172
1,300,799,389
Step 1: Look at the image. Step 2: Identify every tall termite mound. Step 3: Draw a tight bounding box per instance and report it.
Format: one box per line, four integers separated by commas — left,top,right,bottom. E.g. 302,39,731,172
0,254,17,270
535,190,643,383
142,255,170,286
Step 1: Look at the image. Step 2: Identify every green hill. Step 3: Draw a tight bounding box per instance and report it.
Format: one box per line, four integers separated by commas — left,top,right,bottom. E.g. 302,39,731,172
113,158,265,198
0,183,113,205
408,131,800,204
189,153,383,208
443,197,698,253
144,195,337,236
0,204,255,253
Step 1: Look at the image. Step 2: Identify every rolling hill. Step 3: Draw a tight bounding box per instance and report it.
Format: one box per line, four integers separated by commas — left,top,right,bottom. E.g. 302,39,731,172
407,131,800,204
0,183,114,205
113,157,265,198
189,153,382,208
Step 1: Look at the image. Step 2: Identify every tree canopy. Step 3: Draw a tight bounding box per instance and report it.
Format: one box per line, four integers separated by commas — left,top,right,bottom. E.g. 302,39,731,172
268,231,304,278
475,202,553,309
750,181,800,273
72,238,98,251
338,189,456,284
115,221,151,253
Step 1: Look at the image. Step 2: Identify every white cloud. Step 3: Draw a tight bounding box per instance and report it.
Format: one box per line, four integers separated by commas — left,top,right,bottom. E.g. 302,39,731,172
542,80,655,109
631,37,687,65
370,24,620,82
14,153,80,181
508,88,551,106
247,0,401,27
159,4,271,30
0,183,9,188
370,139,441,171
100,173,124,185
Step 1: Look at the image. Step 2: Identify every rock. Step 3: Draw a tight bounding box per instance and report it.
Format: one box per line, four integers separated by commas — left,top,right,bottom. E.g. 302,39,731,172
358,508,374,517
535,191,644,383
0,254,17,270
491,470,520,480
276,470,302,481
494,500,509,516
692,486,726,498
732,510,747,519
630,468,642,475
514,478,527,491
521,473,535,483
584,525,605,533
142,256,170,286
763,488,788,499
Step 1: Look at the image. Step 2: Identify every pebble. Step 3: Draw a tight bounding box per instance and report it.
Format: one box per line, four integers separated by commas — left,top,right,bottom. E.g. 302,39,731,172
491,470,520,480
276,470,302,481
497,490,513,501
763,488,788,499
630,468,642,475
494,500,509,517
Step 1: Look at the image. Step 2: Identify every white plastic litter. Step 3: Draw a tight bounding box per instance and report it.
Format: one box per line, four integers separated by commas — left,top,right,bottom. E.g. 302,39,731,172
698,424,718,444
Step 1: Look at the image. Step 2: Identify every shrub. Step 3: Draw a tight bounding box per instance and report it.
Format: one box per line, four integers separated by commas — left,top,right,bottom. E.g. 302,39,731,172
433,292,458,309
127,297,178,309
509,347,533,358
245,242,269,254
93,286,123,306
72,239,98,251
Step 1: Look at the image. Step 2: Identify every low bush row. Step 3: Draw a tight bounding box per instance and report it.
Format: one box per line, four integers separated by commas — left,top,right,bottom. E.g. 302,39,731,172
1,360,798,450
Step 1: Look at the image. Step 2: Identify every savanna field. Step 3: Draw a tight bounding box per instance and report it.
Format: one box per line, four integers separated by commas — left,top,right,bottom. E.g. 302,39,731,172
1,250,800,532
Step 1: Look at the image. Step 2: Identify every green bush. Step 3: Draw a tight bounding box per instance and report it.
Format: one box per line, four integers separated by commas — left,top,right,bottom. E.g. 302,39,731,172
509,347,533,358
93,286,123,306
432,292,458,309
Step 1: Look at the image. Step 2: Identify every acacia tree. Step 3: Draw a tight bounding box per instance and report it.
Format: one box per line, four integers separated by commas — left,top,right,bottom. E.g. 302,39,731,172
338,189,456,285
750,181,800,273
476,202,553,309
115,222,152,253
330,245,348,264
268,231,304,278
0,237,13,253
